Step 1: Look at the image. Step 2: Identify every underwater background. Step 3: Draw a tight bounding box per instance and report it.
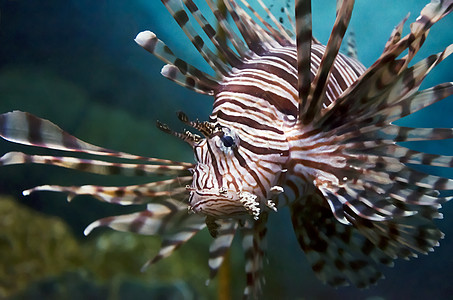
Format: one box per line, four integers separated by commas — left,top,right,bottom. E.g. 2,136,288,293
0,0,452,299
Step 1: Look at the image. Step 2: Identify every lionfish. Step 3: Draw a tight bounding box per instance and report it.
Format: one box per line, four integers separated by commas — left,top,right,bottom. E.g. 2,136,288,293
1,0,452,298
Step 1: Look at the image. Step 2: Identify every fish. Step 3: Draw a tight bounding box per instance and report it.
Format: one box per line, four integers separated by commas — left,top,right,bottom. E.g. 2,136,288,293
0,0,452,298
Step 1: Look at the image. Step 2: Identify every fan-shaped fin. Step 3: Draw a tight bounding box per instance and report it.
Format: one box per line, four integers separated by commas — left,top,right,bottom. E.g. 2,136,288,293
321,1,453,129
23,176,191,205
295,0,312,115
0,111,190,165
84,198,205,269
134,30,219,94
344,30,358,60
383,13,409,52
160,64,216,95
84,199,191,235
0,152,192,177
144,218,206,266
241,213,268,299
161,0,231,76
207,219,238,280
181,0,241,67
303,0,355,124
238,0,293,45
362,45,452,120
346,143,453,169
222,0,276,54
378,82,453,124
291,191,385,288
350,212,444,260
292,189,446,287
283,6,296,34
204,0,250,57
340,125,453,144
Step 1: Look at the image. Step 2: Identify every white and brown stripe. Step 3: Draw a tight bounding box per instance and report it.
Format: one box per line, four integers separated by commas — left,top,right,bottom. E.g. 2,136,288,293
0,1,452,299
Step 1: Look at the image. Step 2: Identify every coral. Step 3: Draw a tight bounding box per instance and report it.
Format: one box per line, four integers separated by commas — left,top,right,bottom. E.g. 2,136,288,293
0,196,216,299
0,196,84,298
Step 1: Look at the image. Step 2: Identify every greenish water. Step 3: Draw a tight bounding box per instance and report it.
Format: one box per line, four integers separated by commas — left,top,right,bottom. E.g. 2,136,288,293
0,1,452,299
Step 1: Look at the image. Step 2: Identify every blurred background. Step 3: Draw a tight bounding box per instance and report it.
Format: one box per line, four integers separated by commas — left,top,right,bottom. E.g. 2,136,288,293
0,0,452,299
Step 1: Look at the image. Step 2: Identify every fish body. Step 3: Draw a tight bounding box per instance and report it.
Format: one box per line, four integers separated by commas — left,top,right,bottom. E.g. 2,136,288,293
189,41,367,218
1,0,452,298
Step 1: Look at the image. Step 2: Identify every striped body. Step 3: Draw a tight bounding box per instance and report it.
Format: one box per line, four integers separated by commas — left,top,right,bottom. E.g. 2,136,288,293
1,0,452,298
192,44,366,217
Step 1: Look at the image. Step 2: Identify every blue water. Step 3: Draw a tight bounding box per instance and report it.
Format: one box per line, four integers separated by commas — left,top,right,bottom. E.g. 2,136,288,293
0,0,452,299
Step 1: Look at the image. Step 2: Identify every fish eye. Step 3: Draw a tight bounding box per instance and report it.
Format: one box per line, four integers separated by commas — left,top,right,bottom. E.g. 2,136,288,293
214,126,239,152
220,135,235,148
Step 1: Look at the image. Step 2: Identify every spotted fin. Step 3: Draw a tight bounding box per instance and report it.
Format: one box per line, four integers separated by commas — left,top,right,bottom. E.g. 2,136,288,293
207,218,238,281
303,0,355,124
140,0,296,95
84,198,206,268
295,0,312,114
344,30,358,60
23,177,192,204
0,111,190,166
241,213,268,299
291,191,384,287
222,0,288,52
324,45,453,130
383,13,409,53
161,0,231,76
144,213,206,266
291,189,444,287
0,151,192,177
183,0,242,66
351,207,444,260
0,109,202,268
134,30,219,95
289,0,452,287
238,0,293,45
328,0,453,120
204,0,249,57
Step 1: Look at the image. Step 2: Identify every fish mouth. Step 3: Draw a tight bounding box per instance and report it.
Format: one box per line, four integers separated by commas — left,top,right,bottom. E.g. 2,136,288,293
188,188,260,219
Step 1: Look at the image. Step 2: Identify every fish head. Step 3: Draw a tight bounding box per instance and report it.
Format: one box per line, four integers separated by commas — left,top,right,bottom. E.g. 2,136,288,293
188,124,285,220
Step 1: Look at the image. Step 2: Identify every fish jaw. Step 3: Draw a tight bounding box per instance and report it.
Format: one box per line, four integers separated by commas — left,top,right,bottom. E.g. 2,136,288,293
187,186,262,220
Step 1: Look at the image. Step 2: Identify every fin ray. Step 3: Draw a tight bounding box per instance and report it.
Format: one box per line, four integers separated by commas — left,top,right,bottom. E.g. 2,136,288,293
23,177,191,205
0,111,191,166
